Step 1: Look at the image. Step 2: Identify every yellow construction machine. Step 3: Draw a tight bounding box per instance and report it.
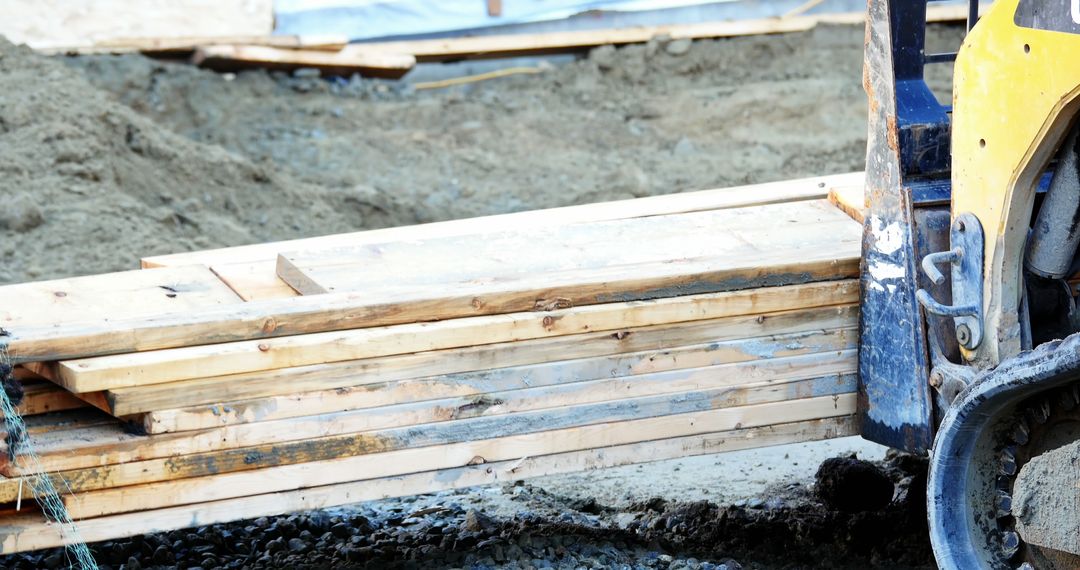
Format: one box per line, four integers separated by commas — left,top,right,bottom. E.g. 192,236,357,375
861,0,1080,567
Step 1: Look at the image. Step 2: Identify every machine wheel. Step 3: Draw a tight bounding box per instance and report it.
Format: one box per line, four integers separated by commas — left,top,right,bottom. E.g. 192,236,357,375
929,332,1080,569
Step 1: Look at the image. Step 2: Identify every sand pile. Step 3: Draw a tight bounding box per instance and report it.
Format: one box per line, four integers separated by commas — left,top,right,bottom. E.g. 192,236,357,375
0,39,414,284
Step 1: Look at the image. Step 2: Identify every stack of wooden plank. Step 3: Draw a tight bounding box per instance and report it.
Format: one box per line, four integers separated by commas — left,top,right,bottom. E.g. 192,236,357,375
0,173,865,553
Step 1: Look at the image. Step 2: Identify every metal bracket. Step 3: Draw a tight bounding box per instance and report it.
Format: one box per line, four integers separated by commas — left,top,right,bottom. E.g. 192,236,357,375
916,213,985,350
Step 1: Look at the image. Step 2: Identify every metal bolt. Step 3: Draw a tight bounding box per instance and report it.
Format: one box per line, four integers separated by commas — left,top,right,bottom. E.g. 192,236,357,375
996,490,1013,518
929,371,944,388
1002,530,1021,558
956,324,972,346
1011,420,1030,446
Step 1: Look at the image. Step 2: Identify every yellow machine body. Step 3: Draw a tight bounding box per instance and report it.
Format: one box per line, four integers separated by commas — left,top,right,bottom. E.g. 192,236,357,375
952,0,1080,366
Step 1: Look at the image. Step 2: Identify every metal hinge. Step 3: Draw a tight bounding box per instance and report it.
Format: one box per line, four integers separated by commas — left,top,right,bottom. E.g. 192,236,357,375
916,213,985,351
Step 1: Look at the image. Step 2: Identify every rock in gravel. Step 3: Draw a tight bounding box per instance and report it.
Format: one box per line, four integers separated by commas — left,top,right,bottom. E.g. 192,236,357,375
265,536,285,553
288,537,310,553
814,456,895,512
41,552,63,569
665,38,693,56
0,192,44,233
673,136,697,156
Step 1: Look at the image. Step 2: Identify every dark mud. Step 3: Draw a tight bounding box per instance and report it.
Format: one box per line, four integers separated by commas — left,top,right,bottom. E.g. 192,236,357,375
3,452,930,569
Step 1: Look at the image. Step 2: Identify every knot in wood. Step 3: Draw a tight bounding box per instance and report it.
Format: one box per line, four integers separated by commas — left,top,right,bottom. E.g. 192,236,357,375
261,318,277,334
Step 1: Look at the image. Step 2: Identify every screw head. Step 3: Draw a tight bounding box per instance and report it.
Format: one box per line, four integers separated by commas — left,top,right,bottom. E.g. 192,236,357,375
929,371,944,388
957,324,972,346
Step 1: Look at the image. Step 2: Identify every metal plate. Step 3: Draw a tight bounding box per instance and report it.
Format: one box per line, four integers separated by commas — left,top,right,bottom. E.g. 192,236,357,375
1014,0,1080,35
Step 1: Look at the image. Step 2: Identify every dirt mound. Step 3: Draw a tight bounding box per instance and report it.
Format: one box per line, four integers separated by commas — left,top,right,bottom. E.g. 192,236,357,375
0,39,416,284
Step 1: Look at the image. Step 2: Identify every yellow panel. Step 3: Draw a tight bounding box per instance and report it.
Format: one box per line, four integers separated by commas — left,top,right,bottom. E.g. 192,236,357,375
951,0,1080,365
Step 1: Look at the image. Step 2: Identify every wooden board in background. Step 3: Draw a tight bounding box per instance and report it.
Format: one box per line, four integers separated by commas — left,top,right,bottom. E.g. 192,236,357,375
47,282,858,392
359,4,976,62
0,416,855,553
194,45,417,79
41,34,349,55
4,0,272,51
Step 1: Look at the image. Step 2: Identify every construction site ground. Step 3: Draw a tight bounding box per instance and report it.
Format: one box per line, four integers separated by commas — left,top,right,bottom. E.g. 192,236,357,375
0,22,962,569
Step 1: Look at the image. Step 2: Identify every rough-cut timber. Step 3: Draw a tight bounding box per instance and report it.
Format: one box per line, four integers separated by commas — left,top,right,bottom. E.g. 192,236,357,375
0,416,855,553
137,328,855,433
0,174,872,555
275,200,857,295
0,265,241,331
193,45,416,79
48,283,857,393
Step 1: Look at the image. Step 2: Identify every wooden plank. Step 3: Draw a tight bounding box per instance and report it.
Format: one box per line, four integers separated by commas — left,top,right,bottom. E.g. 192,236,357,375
141,173,863,269
206,182,860,301
210,261,299,301
0,265,241,331
0,416,855,553
276,200,855,294
0,370,853,503
2,370,855,476
2,381,85,418
3,0,273,51
6,252,859,365
829,184,865,223
193,45,417,79
40,34,349,55
20,409,114,436
107,306,856,418
50,282,858,392
354,5,974,63
141,328,856,433
60,392,856,519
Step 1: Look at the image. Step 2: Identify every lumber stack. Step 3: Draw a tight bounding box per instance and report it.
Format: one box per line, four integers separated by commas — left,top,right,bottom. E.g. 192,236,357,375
0,173,865,553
